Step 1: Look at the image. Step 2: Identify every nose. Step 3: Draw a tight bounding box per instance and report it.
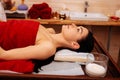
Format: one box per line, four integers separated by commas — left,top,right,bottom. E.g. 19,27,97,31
71,23,77,28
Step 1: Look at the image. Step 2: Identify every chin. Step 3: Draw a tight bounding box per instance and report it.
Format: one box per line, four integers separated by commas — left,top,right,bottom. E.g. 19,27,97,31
61,26,65,32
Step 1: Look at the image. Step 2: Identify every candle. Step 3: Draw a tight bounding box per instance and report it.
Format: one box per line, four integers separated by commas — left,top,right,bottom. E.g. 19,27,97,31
85,63,106,77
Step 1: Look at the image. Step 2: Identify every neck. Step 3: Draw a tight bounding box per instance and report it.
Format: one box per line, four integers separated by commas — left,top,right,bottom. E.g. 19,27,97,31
50,33,70,48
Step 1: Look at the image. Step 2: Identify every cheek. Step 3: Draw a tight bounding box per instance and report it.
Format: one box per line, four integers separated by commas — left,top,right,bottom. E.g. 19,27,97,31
77,34,83,41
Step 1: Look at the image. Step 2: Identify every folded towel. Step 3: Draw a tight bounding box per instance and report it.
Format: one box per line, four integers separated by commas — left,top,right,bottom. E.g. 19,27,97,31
28,7,40,19
28,2,52,19
39,7,52,19
32,3,49,10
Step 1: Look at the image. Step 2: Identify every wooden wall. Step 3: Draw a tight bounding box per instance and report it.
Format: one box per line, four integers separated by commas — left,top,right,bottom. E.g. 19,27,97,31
14,0,120,16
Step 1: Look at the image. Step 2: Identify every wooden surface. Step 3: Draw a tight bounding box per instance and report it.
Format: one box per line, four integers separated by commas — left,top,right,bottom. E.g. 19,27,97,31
0,36,120,80
33,19,120,26
7,19,120,26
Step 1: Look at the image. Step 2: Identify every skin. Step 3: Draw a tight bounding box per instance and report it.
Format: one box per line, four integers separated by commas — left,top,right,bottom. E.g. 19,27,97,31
0,23,88,60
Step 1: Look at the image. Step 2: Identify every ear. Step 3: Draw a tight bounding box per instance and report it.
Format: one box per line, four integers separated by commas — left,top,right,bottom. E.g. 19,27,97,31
71,41,80,49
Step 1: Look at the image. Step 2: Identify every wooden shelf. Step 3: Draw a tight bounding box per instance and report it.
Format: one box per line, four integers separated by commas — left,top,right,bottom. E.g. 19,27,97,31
34,19,120,26
7,19,120,26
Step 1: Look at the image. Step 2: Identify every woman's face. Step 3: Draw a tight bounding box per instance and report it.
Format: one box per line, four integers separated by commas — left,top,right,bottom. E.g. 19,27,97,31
61,23,88,42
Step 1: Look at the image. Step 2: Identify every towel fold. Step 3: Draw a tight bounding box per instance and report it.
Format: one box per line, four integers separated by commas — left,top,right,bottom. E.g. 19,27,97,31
0,60,34,73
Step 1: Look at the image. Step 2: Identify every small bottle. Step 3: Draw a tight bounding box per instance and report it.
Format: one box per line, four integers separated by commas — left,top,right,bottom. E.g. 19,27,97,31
0,2,7,22
17,0,28,10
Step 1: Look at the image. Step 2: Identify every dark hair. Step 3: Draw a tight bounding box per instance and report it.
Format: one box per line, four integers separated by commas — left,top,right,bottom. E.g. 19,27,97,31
75,31,94,52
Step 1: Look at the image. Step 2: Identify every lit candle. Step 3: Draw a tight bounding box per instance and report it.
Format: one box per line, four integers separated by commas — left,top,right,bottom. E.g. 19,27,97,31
85,63,106,77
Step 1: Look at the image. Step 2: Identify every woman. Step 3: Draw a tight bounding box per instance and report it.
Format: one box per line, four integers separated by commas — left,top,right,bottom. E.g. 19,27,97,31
0,19,94,61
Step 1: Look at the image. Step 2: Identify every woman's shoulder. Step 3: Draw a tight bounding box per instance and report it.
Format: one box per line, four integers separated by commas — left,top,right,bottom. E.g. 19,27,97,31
42,41,55,49
38,40,56,54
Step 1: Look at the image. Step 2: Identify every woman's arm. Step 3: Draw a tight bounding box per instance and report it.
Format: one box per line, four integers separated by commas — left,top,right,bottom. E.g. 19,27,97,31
0,41,56,60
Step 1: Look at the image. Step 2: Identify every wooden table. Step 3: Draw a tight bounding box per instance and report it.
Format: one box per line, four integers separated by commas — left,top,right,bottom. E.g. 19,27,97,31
0,36,119,80
36,19,120,26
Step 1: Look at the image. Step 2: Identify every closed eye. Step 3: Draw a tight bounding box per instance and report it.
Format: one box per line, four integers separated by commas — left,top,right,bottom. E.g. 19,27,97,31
77,27,83,34
80,27,83,34
77,28,80,32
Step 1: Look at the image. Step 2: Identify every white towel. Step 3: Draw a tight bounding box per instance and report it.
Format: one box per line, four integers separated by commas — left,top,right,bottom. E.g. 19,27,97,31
34,61,84,76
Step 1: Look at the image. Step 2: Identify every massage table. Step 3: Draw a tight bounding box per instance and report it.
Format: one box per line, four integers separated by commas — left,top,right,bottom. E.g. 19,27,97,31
0,35,119,80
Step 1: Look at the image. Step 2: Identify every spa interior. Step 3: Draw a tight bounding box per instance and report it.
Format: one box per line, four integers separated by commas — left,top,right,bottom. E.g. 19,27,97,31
0,0,120,79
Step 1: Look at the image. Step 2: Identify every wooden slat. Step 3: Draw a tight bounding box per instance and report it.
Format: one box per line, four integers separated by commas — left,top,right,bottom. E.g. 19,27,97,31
117,48,120,67
93,36,120,77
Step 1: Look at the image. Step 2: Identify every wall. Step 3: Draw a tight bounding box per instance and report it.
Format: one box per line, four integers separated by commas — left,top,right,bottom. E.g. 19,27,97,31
14,0,120,16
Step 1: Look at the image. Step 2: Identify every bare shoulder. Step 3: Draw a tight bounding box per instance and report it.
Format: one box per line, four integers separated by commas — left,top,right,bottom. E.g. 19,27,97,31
40,41,55,49
37,41,56,55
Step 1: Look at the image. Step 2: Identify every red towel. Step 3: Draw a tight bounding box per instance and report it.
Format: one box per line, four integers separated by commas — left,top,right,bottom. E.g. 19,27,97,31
28,2,52,19
0,20,40,73
28,7,40,19
32,3,49,10
0,60,34,73
39,7,52,19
